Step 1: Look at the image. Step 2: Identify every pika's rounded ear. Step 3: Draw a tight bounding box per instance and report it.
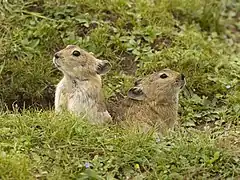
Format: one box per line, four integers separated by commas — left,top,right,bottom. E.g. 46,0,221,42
96,60,112,75
134,78,142,86
127,87,146,101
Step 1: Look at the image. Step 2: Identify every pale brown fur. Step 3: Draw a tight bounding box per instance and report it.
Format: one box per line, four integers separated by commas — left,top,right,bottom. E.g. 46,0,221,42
53,45,112,124
110,69,186,135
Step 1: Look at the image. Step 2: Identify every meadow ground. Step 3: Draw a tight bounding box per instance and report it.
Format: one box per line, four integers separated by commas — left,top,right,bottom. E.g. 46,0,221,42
0,0,240,179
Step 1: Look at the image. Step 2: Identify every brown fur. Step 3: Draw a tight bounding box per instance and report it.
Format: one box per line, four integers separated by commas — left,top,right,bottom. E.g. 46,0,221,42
109,69,186,135
53,45,112,124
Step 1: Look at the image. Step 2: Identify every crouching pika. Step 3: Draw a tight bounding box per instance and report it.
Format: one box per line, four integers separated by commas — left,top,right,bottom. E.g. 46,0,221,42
111,69,186,135
53,45,112,124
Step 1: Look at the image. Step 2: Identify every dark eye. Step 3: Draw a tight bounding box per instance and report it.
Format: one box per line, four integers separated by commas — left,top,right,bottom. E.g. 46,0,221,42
160,73,168,79
72,50,81,57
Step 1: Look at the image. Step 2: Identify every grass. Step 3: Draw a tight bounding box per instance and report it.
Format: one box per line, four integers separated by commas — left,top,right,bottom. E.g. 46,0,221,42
0,111,239,179
0,0,240,179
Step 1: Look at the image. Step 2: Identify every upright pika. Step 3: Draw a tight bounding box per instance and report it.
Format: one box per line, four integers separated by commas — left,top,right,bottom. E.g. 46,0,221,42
53,45,112,124
111,69,186,135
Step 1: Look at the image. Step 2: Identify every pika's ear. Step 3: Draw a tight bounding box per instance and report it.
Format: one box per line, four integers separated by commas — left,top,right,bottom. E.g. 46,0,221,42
134,78,142,86
127,87,146,101
96,60,112,75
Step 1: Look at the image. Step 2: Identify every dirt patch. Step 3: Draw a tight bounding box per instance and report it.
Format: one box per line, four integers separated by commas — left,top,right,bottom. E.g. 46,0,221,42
194,121,216,131
117,51,138,75
107,92,126,122
101,9,119,24
171,9,186,22
123,22,134,31
41,83,55,107
4,93,54,111
151,35,172,51
224,11,240,46
24,0,44,13
1,81,55,111
48,39,65,55
76,22,98,37
216,128,240,153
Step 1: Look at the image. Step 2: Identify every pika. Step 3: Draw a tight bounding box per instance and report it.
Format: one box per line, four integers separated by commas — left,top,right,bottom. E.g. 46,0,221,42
53,45,112,124
110,69,186,135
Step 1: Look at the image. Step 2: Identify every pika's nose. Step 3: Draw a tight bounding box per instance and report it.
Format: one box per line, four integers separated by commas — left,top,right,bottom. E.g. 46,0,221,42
181,74,185,80
54,53,60,59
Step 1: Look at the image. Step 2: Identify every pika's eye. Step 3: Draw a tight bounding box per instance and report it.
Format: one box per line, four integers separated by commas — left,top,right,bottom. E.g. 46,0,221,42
160,73,168,79
72,50,81,57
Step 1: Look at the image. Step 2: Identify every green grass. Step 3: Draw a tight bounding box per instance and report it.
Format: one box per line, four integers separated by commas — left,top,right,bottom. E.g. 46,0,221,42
0,111,239,179
0,0,240,179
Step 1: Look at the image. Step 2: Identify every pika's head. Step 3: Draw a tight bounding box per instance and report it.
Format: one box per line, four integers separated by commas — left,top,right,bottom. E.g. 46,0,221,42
53,45,111,78
127,69,186,102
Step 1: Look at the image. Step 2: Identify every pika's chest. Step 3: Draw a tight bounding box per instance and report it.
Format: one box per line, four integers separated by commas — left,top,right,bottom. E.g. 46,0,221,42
65,85,98,111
